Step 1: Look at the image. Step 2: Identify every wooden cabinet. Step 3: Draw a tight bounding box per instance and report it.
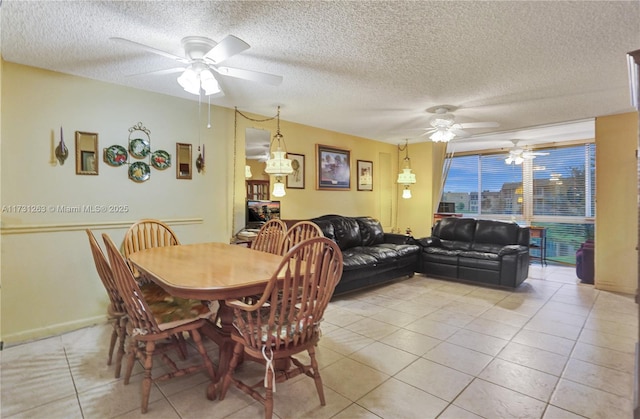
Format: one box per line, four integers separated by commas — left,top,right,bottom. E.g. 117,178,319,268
246,180,270,200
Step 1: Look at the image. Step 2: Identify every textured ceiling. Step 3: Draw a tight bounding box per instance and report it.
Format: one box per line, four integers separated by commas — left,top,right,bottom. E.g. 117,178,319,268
2,1,639,152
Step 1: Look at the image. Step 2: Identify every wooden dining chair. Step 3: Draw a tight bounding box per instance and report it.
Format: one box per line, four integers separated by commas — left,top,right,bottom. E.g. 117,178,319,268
251,219,287,255
280,220,324,255
218,237,343,419
86,229,128,378
123,219,181,280
103,233,218,413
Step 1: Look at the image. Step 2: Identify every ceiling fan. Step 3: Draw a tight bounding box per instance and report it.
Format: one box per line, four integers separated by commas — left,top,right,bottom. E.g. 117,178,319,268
421,105,499,142
504,140,549,165
111,35,283,96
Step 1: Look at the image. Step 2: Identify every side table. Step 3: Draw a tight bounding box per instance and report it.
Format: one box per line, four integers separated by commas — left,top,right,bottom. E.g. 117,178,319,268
529,226,547,265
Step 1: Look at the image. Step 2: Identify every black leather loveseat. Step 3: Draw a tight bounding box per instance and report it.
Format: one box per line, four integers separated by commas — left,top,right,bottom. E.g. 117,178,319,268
308,215,420,295
415,217,530,288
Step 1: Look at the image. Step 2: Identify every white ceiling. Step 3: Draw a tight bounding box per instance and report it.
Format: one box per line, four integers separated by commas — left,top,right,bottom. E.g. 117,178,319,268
2,1,639,153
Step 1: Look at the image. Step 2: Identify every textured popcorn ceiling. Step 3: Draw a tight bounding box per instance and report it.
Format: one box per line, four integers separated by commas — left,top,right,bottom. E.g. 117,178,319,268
2,1,639,151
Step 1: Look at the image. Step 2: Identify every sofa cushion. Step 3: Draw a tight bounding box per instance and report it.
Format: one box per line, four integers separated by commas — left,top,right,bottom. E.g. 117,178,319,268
375,243,420,258
341,249,378,270
422,247,461,264
472,220,519,248
356,217,385,246
434,218,476,250
352,246,397,265
330,217,361,250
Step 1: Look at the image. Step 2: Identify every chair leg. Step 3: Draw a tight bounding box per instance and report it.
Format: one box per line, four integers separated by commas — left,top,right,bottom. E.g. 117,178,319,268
264,365,274,419
189,329,217,400
124,339,137,385
218,342,243,401
308,346,325,406
114,317,127,379
140,340,156,414
108,322,117,366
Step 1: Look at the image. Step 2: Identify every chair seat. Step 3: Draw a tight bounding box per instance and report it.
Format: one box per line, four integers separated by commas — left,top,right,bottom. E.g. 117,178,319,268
140,282,212,324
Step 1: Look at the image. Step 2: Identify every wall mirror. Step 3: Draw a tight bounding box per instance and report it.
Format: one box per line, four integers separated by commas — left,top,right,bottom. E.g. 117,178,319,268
245,127,271,199
75,131,98,175
176,143,192,179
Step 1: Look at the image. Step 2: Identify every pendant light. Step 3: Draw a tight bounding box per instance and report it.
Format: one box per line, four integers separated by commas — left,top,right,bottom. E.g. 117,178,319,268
264,106,293,196
397,139,416,199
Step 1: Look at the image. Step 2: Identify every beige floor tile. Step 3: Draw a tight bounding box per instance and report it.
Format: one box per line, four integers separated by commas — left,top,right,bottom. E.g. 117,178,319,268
583,315,637,338
542,404,585,419
550,378,633,418
342,300,388,317
578,327,636,354
344,317,400,341
386,299,440,316
494,298,545,316
348,341,418,375
562,358,633,399
437,404,484,419
511,329,576,356
446,328,509,356
498,342,568,376
378,328,442,356
423,342,493,376
571,342,635,373
357,377,448,419
423,308,476,328
271,377,352,419
114,397,181,418
463,317,520,341
587,309,637,327
369,307,421,327
394,358,473,401
404,317,461,340
320,357,390,401
172,383,255,418
523,317,582,341
441,300,489,317
5,395,83,419
479,306,532,328
454,378,547,418
322,306,367,327
532,308,587,328
77,376,165,418
542,300,591,317
318,327,375,356
332,403,382,418
479,358,560,402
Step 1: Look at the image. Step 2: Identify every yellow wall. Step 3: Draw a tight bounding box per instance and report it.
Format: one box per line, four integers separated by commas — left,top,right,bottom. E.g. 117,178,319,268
1,62,415,344
595,112,639,294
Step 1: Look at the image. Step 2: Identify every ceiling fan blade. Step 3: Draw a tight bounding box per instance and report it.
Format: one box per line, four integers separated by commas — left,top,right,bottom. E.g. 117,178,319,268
451,128,471,137
127,67,186,77
214,66,283,86
110,37,190,63
458,122,500,129
203,35,250,64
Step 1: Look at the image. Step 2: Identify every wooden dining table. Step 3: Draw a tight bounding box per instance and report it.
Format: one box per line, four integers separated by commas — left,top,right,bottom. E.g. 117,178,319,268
127,242,284,385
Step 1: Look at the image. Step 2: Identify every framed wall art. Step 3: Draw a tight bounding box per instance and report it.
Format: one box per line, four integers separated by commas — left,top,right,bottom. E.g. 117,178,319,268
357,160,373,191
316,144,351,190
286,153,305,189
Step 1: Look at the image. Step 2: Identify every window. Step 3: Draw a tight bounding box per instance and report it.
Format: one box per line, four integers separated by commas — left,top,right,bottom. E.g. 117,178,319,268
442,143,595,264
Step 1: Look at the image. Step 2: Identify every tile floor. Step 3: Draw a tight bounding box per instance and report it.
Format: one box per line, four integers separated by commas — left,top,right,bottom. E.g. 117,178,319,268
1,264,637,418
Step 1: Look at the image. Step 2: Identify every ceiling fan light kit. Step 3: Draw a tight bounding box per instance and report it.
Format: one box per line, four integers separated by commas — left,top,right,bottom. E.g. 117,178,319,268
422,105,499,143
112,34,282,97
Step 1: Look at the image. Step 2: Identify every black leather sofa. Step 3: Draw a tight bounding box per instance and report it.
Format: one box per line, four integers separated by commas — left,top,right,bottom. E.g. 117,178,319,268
415,217,530,288
307,215,421,295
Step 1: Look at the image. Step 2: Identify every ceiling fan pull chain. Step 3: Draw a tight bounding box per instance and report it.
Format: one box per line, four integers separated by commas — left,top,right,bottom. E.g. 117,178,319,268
207,95,211,129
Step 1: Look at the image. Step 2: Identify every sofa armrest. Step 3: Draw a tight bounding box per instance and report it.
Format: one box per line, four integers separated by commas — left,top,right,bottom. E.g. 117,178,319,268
498,245,529,256
383,233,413,245
412,236,442,247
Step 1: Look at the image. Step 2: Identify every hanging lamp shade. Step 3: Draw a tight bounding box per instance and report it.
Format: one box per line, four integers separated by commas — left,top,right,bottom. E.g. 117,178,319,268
396,140,416,199
264,107,293,176
245,165,252,178
272,177,286,197
402,185,412,199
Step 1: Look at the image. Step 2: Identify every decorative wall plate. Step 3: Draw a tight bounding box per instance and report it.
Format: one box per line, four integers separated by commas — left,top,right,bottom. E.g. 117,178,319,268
129,138,150,158
104,145,128,166
129,161,150,182
150,150,171,170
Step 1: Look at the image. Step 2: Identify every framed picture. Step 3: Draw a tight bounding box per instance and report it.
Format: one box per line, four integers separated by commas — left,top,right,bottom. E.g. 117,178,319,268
286,153,305,189
357,160,373,191
316,144,351,190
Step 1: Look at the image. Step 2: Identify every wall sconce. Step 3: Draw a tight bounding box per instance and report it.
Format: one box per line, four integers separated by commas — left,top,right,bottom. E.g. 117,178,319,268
397,139,416,199
264,106,293,197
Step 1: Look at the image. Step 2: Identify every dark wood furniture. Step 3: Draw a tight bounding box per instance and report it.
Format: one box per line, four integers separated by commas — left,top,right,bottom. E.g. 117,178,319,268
529,226,547,265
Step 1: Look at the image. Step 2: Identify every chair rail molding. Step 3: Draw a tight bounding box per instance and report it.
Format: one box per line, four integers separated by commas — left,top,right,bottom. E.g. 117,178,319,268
0,218,203,235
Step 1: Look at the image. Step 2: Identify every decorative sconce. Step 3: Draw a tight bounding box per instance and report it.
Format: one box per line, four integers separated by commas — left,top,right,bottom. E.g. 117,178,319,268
397,139,416,199
55,126,69,165
264,106,293,196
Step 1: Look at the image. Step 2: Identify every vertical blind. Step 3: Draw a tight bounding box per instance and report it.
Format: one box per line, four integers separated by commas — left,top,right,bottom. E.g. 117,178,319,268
441,143,595,264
